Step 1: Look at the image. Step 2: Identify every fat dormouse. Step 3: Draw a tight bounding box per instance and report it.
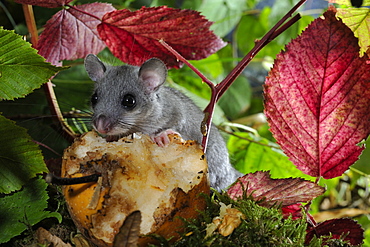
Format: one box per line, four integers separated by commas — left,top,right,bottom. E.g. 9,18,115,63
84,54,242,191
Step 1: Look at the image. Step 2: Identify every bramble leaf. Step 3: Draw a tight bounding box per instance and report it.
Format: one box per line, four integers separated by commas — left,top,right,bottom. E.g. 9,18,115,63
0,27,63,100
37,3,115,66
264,7,370,179
305,218,364,246
0,115,48,193
98,6,226,68
14,0,72,8
0,177,62,244
227,171,325,207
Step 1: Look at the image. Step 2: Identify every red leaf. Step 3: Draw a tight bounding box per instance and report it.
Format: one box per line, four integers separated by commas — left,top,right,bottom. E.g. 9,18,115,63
37,3,115,66
281,203,317,226
281,203,303,220
98,6,226,68
305,218,364,245
14,0,72,8
264,7,370,179
227,171,325,207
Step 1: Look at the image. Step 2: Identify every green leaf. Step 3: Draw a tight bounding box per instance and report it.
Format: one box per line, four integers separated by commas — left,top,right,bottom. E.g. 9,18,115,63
0,115,48,193
0,177,62,244
227,132,314,180
218,75,251,119
0,27,65,100
198,0,247,37
235,7,314,59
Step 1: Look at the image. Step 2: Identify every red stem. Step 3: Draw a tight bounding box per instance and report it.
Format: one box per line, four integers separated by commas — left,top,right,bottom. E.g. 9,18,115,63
217,0,306,97
159,40,215,89
66,4,102,21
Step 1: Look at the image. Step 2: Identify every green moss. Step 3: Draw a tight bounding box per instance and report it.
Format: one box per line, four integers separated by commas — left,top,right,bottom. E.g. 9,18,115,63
147,192,349,247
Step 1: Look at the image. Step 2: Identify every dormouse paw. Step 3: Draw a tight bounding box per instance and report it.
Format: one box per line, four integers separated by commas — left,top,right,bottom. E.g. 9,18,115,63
151,129,181,147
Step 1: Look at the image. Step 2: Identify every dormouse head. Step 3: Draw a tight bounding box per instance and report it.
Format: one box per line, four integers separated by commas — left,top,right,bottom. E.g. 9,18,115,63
84,54,168,137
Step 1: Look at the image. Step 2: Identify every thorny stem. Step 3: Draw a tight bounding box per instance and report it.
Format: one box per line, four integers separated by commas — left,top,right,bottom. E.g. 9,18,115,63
217,0,307,98
22,4,76,143
161,0,307,151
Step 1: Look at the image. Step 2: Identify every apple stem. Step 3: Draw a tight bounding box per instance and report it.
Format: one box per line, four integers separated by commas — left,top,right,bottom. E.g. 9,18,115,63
45,173,101,185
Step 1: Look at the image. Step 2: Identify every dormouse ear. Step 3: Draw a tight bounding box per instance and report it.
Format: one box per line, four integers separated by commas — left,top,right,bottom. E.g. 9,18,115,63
84,54,106,82
138,58,167,91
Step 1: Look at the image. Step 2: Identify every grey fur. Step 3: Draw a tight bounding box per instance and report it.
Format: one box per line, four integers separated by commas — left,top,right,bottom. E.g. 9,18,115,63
85,54,242,191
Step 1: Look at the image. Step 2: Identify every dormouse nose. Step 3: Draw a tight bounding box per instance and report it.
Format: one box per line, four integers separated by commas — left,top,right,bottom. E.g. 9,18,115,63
93,115,115,134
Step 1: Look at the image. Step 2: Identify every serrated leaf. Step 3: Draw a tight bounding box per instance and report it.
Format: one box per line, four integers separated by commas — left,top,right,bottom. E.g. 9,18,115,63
336,7,370,56
305,218,364,245
264,7,370,179
37,3,115,66
14,0,72,8
0,27,64,100
0,115,48,193
98,6,226,68
0,177,62,244
227,171,325,207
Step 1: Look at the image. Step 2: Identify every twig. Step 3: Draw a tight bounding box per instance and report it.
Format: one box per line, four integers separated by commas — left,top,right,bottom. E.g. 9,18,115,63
45,173,101,185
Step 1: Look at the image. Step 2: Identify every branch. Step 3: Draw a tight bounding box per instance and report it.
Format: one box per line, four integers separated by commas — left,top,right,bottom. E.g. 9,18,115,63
161,0,307,151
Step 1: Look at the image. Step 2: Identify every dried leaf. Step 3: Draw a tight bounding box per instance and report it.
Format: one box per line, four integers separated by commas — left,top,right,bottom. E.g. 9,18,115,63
98,6,226,68
227,171,324,207
313,208,370,223
264,7,370,179
305,218,364,245
14,0,72,8
37,3,115,66
113,211,142,247
36,227,72,247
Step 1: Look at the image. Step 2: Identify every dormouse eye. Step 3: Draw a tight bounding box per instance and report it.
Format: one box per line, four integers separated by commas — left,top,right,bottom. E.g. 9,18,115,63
122,94,136,109
91,92,98,106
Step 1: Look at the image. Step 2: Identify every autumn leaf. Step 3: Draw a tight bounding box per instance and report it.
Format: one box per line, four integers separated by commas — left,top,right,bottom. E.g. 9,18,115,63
98,6,227,68
14,0,72,8
305,218,364,246
264,7,370,179
227,171,324,207
37,3,115,66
